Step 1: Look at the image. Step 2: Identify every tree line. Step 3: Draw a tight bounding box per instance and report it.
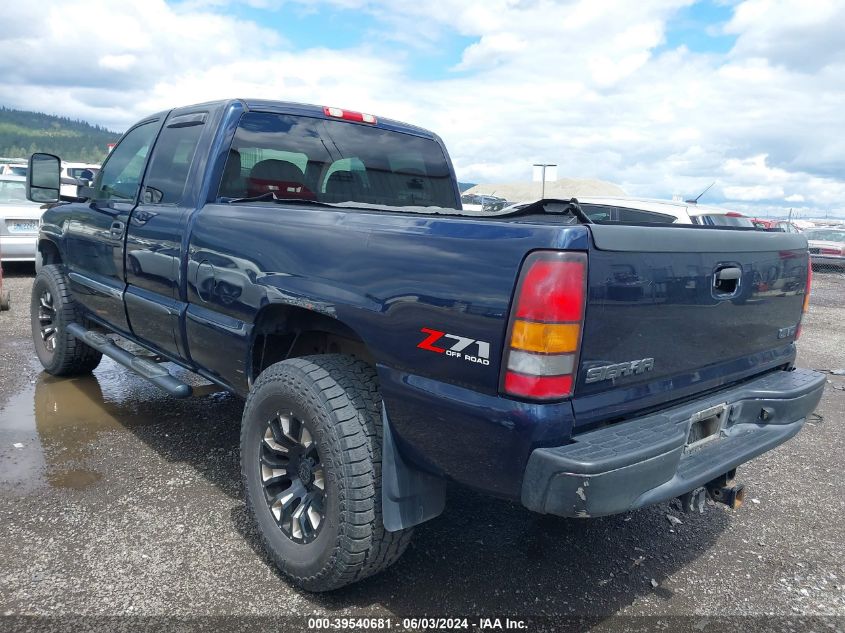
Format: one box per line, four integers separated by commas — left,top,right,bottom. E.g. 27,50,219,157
0,106,120,164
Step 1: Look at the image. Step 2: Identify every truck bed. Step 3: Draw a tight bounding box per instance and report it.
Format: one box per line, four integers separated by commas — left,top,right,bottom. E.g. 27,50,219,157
187,202,809,497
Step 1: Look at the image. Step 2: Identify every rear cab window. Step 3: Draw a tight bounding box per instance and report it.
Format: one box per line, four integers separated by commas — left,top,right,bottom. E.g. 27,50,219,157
218,112,458,209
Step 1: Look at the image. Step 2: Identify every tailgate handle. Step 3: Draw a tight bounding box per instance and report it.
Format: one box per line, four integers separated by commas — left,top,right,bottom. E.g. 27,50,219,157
713,265,741,296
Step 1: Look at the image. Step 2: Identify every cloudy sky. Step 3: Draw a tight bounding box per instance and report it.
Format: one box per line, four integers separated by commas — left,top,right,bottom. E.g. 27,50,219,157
1,0,843,218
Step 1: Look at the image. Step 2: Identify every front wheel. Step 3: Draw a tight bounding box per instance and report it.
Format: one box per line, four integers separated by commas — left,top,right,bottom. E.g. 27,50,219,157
30,265,102,375
241,355,413,591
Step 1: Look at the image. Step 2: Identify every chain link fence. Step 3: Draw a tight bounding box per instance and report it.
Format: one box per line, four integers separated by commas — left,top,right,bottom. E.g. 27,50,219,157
807,225,845,278
813,262,845,276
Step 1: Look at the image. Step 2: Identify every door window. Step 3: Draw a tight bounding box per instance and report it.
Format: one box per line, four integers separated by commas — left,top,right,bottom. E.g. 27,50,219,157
93,121,159,202
141,113,206,205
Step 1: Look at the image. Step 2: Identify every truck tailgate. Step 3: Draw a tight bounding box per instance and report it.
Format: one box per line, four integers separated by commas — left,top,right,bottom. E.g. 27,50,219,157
573,224,810,428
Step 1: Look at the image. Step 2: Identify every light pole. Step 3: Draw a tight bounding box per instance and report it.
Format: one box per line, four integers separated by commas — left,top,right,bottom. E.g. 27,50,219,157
533,163,557,200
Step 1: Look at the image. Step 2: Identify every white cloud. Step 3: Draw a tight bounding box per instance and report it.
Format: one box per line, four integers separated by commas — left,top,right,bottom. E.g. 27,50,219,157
98,54,138,71
1,0,843,217
725,0,845,72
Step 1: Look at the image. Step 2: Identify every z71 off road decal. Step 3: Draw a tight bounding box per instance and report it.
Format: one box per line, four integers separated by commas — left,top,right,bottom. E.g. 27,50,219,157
417,328,491,366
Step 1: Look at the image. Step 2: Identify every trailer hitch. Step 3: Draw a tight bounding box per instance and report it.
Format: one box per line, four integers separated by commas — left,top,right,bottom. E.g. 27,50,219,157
705,469,745,509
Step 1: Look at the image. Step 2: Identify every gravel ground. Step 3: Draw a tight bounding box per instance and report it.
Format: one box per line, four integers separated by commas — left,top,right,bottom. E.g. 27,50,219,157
0,263,843,630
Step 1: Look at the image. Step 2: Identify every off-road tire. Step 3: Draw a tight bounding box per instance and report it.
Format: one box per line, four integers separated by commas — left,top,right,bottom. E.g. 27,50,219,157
241,354,413,591
30,264,102,375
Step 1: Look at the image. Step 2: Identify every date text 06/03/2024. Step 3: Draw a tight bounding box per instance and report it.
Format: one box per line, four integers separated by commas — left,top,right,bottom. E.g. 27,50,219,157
306,617,527,630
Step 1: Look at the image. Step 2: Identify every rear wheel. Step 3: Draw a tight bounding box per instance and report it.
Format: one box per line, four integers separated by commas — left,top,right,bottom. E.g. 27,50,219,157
241,354,413,591
30,265,102,375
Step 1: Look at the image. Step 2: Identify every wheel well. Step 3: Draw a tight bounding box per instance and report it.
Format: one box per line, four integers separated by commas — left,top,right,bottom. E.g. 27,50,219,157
250,305,375,383
39,239,62,266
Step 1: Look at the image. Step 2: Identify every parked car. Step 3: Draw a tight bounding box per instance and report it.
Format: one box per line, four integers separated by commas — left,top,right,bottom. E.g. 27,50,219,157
805,228,845,270
461,193,508,212
751,218,777,230
0,175,43,262
0,163,27,177
59,162,100,197
776,221,802,233
750,218,802,233
576,197,756,226
25,99,822,592
62,163,100,181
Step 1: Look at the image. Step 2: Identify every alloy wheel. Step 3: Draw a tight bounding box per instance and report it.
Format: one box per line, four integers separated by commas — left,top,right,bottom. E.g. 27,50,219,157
260,412,326,544
37,290,57,353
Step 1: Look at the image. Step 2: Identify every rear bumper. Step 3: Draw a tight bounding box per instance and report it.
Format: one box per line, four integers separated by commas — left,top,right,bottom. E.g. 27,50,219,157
0,235,37,261
521,368,825,517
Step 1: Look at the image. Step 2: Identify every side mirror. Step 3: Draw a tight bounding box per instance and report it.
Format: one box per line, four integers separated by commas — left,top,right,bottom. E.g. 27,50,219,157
27,153,61,203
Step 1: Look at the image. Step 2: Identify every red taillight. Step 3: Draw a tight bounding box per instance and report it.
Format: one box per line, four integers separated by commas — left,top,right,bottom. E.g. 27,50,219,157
820,247,843,255
797,262,812,340
323,106,377,124
515,260,585,322
501,251,587,401
504,373,574,400
804,263,812,313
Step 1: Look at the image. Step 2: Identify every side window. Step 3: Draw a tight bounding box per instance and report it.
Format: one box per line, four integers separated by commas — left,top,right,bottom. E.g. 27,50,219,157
579,204,613,222
94,121,159,202
243,149,308,174
141,113,206,205
219,149,309,200
388,153,427,175
614,207,676,224
321,158,367,193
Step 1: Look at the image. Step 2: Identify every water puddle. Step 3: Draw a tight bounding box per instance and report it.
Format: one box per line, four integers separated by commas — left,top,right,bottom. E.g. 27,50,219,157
0,358,227,494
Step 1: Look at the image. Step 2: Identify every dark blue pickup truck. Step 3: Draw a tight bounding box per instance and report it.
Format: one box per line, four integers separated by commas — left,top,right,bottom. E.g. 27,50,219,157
25,99,824,591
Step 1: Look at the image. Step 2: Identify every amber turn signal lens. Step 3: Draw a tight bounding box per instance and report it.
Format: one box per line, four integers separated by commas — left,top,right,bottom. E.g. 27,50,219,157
510,320,580,354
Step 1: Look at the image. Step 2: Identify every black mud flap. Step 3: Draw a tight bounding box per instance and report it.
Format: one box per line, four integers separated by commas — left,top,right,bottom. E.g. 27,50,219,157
381,408,445,532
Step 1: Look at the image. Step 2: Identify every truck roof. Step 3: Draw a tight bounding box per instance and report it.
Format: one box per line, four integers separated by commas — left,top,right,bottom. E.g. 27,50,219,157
149,98,440,141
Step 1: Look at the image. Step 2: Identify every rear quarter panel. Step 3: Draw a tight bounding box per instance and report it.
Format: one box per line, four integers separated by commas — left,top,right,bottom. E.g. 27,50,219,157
185,204,589,495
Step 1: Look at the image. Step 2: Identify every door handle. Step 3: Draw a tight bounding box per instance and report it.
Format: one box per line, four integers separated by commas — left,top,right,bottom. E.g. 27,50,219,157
713,265,742,296
715,267,741,281
110,221,125,238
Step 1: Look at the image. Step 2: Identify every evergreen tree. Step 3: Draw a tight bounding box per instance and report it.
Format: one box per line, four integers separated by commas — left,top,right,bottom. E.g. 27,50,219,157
0,105,120,163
